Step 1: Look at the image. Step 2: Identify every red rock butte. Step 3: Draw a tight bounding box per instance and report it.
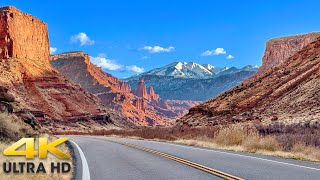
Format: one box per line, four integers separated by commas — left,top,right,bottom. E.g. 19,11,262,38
0,6,49,61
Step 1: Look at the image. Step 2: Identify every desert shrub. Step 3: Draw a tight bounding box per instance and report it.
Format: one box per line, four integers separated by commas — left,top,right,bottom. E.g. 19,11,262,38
214,124,257,146
243,135,281,152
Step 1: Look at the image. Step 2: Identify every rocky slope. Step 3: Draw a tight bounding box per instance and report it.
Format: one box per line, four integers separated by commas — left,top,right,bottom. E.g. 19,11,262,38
0,6,132,131
179,33,320,127
51,52,198,126
127,71,256,101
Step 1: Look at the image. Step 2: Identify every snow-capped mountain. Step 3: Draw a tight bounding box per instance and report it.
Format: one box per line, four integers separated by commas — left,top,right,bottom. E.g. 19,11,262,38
143,62,213,79
125,62,258,101
126,62,258,80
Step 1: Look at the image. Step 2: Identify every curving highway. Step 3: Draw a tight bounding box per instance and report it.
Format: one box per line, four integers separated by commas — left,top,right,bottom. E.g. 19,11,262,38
67,136,320,180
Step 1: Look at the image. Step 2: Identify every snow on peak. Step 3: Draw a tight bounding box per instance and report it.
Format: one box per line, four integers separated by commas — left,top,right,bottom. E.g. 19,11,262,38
202,64,215,70
126,62,258,80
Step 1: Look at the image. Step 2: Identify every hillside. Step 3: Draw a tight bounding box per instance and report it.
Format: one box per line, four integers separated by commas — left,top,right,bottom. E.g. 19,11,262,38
179,33,320,126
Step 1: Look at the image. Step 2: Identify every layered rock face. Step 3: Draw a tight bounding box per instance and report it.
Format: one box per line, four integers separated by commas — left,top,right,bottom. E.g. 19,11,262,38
256,32,320,76
0,6,131,131
0,6,49,60
51,53,198,126
51,52,131,93
179,33,320,127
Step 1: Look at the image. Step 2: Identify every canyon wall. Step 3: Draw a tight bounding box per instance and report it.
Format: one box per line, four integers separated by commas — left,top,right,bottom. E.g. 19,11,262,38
0,6,49,61
51,52,131,93
256,32,320,76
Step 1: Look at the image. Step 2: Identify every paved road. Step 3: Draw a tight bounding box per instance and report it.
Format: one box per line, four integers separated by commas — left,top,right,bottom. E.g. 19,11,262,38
68,136,320,180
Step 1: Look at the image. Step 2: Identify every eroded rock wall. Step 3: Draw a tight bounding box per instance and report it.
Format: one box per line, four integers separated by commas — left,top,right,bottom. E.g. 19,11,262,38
256,32,320,76
0,6,49,61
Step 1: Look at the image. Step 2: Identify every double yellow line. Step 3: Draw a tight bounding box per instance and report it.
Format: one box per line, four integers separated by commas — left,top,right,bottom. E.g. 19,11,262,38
105,139,245,180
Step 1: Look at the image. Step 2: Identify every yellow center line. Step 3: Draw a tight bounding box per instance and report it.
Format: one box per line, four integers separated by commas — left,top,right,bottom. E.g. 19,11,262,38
97,138,245,180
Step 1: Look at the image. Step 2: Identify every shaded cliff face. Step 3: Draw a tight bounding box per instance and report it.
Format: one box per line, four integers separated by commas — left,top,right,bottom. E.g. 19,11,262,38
256,32,320,76
0,6,131,131
179,34,320,127
51,53,198,126
51,52,131,93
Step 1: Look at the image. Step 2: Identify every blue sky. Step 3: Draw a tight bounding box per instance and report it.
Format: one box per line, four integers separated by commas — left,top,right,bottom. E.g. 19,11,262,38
1,0,320,78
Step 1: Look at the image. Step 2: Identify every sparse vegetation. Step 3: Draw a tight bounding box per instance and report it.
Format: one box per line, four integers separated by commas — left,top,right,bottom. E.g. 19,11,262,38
0,113,37,142
56,123,320,162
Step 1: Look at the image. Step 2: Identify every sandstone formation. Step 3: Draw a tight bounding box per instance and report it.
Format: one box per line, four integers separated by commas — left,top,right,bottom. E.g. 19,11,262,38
131,78,160,101
149,86,159,101
51,53,199,126
256,32,320,76
0,6,49,60
51,52,131,93
134,78,149,99
179,33,320,127
0,6,132,131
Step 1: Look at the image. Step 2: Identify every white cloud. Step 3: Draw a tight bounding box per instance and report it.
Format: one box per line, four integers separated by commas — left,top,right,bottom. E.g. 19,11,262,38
90,56,123,71
90,55,144,73
139,46,175,53
50,47,57,54
126,65,144,73
226,55,234,59
201,48,227,56
71,32,95,46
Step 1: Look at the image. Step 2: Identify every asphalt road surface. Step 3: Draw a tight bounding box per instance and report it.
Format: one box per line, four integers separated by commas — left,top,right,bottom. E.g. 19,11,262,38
67,136,320,180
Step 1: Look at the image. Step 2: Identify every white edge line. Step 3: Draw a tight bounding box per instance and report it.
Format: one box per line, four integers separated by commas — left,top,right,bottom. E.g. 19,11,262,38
116,138,320,172
70,140,91,180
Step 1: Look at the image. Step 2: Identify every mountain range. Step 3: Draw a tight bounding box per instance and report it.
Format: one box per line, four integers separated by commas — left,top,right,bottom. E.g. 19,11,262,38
126,62,258,80
126,62,258,101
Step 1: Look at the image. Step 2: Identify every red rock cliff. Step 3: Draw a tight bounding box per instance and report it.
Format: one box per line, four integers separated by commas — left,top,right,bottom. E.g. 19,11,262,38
50,52,131,93
256,32,320,76
0,6,49,61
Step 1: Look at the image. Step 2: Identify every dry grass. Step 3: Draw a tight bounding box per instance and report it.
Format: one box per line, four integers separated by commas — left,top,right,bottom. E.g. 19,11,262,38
56,123,320,162
0,113,37,142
